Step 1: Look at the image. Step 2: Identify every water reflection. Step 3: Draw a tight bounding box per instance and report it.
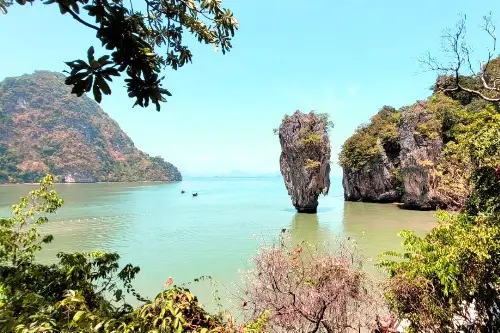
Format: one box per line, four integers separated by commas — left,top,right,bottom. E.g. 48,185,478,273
288,212,335,247
341,201,436,274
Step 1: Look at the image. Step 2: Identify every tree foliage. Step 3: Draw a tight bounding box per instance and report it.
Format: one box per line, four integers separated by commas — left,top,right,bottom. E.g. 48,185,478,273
1,0,238,111
376,15,500,326
379,211,500,332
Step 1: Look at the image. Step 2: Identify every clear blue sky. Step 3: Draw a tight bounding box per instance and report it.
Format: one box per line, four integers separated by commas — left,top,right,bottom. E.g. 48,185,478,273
1,0,499,176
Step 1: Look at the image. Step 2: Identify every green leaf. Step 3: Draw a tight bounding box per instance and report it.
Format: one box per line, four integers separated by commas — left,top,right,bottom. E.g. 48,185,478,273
87,46,95,63
97,55,110,65
93,321,104,331
114,288,122,302
93,81,102,103
96,76,111,95
84,75,93,92
176,319,183,333
73,310,85,322
70,1,79,14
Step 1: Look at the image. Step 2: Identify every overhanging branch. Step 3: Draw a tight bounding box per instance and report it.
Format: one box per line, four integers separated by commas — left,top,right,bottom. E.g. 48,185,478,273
60,3,99,30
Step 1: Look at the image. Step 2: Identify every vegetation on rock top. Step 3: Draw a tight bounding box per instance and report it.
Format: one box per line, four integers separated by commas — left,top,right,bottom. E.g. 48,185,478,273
339,106,400,172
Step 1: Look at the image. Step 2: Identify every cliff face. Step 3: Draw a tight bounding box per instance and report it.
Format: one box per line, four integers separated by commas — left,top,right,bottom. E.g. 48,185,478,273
342,154,399,203
340,106,402,203
399,101,443,209
279,111,331,213
0,71,181,183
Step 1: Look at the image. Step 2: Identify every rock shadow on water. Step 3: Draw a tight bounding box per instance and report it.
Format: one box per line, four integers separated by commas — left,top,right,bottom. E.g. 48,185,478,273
287,212,334,247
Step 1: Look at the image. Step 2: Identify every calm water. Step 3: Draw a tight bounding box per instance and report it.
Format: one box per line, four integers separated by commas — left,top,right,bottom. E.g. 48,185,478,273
0,177,435,309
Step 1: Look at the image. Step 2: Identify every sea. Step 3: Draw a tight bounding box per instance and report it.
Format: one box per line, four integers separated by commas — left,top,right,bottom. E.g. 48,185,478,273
0,176,436,311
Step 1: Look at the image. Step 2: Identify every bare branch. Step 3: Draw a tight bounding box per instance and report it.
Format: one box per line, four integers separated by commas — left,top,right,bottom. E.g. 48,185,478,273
425,13,500,103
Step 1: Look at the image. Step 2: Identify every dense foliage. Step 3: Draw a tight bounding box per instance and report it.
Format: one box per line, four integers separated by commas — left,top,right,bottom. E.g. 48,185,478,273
1,0,238,111
0,175,269,332
0,71,181,183
380,211,500,332
338,106,400,172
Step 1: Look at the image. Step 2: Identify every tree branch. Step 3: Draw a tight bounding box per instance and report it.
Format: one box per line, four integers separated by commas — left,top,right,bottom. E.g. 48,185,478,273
60,3,99,30
425,14,500,102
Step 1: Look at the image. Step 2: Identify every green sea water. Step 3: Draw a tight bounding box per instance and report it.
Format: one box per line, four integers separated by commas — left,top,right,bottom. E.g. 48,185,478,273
0,177,435,310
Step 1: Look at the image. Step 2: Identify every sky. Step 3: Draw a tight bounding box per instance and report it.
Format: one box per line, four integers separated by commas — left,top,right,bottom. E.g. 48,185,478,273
1,0,499,176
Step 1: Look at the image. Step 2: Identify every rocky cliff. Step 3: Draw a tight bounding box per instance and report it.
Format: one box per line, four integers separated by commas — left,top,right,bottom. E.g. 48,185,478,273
339,94,479,210
340,106,401,203
399,101,443,209
278,111,331,213
0,71,181,183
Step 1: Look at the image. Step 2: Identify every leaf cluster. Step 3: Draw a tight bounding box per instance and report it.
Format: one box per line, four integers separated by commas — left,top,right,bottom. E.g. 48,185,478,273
4,0,238,111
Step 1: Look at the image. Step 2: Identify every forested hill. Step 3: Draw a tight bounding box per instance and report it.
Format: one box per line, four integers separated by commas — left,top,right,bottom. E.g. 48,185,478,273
0,71,181,183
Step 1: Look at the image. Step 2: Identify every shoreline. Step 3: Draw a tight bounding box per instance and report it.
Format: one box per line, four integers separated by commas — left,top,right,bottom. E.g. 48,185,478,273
0,180,181,186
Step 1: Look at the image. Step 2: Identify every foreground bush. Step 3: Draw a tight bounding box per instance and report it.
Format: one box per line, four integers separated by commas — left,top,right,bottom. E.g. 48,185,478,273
379,212,500,332
0,175,268,333
241,235,386,333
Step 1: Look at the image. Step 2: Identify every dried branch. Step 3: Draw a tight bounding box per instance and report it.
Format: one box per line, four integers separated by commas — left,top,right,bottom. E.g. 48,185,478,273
240,235,386,332
423,13,500,103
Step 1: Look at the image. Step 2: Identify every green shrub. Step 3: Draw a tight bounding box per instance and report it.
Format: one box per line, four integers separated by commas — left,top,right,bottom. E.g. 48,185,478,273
298,129,322,146
379,211,500,332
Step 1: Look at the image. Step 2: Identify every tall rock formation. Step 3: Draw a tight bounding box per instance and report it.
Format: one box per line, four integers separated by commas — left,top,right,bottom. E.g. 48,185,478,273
0,71,181,183
278,111,331,213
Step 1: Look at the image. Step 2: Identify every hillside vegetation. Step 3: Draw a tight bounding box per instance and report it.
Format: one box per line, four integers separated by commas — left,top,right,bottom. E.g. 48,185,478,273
0,71,181,183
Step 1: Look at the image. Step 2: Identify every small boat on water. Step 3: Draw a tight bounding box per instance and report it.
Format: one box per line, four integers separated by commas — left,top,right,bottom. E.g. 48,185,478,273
181,190,185,194
192,192,198,197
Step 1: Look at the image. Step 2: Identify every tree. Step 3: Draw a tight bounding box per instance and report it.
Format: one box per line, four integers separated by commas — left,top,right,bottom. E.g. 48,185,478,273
423,13,500,104
1,0,238,111
241,233,385,332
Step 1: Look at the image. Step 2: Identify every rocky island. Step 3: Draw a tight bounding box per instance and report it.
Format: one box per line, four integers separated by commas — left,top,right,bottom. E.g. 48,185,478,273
0,71,181,183
339,78,491,210
278,111,332,213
